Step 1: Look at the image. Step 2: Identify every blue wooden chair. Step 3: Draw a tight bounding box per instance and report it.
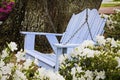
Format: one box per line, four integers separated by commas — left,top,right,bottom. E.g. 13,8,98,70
21,9,107,71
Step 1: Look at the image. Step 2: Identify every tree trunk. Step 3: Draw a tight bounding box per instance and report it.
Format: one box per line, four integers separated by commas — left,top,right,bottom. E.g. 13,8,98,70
0,0,103,52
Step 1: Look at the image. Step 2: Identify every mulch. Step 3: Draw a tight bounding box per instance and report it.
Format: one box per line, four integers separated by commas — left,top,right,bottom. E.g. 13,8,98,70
99,6,120,14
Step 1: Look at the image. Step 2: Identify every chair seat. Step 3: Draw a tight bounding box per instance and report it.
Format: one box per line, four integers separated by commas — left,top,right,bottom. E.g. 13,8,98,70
25,50,56,69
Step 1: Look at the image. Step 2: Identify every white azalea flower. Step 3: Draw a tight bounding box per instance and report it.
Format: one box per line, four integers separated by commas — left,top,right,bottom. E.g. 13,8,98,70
106,38,112,42
8,42,18,51
1,49,8,59
23,58,32,69
7,63,14,69
54,72,65,80
94,50,101,56
59,54,68,64
34,58,39,65
46,70,56,80
15,64,23,70
71,67,76,75
96,35,106,45
95,70,106,80
37,68,48,79
117,50,120,54
84,70,93,80
76,66,83,73
71,47,83,57
13,70,27,80
115,57,120,68
111,38,117,47
83,48,94,58
1,76,8,80
81,40,94,48
79,75,86,80
15,50,25,62
0,60,5,67
1,65,12,74
100,14,109,18
114,8,120,13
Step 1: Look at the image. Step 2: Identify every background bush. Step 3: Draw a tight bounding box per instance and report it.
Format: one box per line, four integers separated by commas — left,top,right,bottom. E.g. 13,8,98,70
105,9,120,40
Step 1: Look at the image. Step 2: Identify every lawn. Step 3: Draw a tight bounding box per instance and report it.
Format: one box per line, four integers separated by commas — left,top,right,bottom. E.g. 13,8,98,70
101,2,120,7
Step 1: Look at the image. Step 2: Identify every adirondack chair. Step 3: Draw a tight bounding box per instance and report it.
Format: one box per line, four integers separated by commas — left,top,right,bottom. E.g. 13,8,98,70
21,8,107,71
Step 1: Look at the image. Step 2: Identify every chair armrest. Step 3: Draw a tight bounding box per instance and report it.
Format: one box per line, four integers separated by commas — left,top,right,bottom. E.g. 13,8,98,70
20,31,63,36
20,31,63,51
54,43,79,48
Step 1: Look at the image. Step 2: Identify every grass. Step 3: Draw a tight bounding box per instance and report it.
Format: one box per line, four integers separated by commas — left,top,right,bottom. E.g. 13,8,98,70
101,2,120,7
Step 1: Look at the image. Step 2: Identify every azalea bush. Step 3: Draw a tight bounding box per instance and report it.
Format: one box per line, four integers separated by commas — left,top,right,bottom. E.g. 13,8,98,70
0,0,15,21
104,9,120,40
1,36,120,80
0,42,64,80
59,36,120,80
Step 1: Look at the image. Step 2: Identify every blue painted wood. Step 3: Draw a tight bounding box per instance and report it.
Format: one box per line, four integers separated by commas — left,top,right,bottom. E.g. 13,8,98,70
21,8,107,71
24,34,35,50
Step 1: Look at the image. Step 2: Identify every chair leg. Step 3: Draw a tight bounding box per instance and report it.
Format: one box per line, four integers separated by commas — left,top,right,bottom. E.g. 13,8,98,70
55,47,63,71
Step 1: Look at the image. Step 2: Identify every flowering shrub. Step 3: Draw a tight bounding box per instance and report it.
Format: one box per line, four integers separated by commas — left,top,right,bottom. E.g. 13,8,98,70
0,0,15,21
0,42,65,80
104,9,120,40
59,35,120,80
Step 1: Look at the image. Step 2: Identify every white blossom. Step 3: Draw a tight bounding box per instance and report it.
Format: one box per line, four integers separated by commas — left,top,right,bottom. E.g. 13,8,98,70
111,38,117,47
95,70,106,80
71,47,83,57
76,66,83,73
23,58,32,69
100,14,109,18
13,70,27,80
46,70,65,80
96,35,106,45
8,42,17,51
37,68,46,79
1,65,12,74
54,72,65,80
15,64,23,70
94,50,101,56
34,58,39,65
115,57,120,68
84,70,93,80
82,48,94,58
1,76,8,80
114,8,120,13
59,54,68,64
81,40,94,48
1,49,8,59
0,60,5,68
15,50,25,62
71,67,76,75
7,63,14,69
79,75,86,80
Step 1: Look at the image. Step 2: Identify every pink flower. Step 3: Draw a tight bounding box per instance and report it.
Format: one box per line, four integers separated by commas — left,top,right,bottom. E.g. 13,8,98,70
0,1,14,21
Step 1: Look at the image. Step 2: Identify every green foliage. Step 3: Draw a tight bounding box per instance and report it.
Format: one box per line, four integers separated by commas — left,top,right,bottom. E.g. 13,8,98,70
113,0,120,1
101,3,120,7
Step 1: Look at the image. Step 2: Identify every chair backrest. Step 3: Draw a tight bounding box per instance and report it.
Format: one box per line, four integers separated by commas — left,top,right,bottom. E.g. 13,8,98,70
46,9,106,54
61,9,106,44
60,9,87,44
